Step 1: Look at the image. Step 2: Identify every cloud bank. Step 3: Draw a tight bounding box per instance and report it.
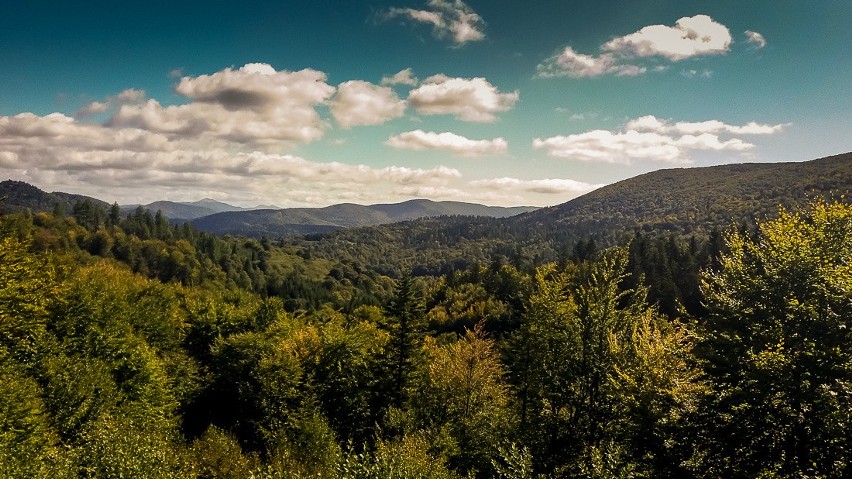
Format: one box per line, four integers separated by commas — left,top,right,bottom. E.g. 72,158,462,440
534,115,788,163
0,63,582,207
0,110,465,206
385,130,508,156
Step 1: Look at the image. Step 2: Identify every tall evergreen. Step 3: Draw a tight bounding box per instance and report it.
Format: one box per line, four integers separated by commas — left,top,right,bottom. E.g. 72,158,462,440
384,273,425,408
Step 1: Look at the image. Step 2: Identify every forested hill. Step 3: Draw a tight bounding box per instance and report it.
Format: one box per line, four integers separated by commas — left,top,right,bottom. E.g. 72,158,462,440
294,153,851,275
191,199,537,237
120,199,249,221
0,179,109,214
517,151,851,238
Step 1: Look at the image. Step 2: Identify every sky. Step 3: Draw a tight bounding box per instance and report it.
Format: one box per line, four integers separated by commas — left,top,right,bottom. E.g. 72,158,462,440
0,0,850,207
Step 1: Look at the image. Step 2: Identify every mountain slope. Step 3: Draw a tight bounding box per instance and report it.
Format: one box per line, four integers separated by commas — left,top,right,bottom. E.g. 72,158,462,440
191,199,537,237
121,199,249,220
0,180,110,213
292,153,852,276
516,152,851,238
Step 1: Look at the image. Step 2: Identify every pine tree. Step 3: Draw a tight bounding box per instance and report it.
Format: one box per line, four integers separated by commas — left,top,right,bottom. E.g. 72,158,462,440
384,273,425,408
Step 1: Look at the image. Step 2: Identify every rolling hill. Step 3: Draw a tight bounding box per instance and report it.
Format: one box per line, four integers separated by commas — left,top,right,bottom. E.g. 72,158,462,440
120,198,251,220
291,152,852,275
515,151,851,238
0,179,110,214
190,199,537,237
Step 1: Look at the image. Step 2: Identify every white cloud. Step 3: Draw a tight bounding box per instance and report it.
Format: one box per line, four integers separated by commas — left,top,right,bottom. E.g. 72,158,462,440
469,177,603,195
330,81,406,128
538,15,738,78
0,110,465,206
745,30,767,49
681,69,713,79
108,64,335,146
407,74,519,122
534,130,691,163
534,115,787,163
624,115,668,132
173,63,332,110
537,47,645,78
602,15,732,61
76,88,147,117
627,115,789,136
385,129,507,156
383,0,486,45
381,68,419,86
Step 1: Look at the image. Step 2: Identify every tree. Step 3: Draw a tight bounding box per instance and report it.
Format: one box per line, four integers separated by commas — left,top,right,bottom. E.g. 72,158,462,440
509,249,702,477
384,273,426,409
695,199,852,477
413,325,512,476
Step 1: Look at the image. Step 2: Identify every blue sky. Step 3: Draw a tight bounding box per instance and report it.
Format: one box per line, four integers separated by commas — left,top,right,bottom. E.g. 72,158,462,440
0,0,849,207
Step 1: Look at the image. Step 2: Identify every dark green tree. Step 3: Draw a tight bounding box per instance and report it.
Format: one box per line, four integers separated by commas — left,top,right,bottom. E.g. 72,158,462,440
384,273,426,409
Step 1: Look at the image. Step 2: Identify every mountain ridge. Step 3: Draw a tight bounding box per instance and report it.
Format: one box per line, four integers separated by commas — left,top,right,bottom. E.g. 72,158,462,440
289,153,851,276
190,199,538,237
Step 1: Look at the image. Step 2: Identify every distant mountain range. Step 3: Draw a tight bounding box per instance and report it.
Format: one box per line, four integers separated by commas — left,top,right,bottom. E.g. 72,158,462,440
0,179,538,234
120,199,252,220
3,152,848,245
190,200,538,237
289,152,852,275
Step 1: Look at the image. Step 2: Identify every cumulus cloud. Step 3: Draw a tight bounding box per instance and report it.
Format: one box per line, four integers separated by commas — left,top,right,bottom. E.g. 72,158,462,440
538,15,740,78
407,74,519,122
745,30,766,49
329,81,406,128
381,68,419,86
385,130,508,156
76,88,147,117
107,64,335,146
383,0,485,45
534,115,787,163
602,15,732,61
0,110,466,206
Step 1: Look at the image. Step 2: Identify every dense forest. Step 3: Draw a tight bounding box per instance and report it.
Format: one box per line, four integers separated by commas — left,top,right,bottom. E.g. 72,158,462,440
1,180,850,478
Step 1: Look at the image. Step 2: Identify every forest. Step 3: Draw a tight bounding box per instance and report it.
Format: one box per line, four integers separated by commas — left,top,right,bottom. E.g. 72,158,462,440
1,193,850,478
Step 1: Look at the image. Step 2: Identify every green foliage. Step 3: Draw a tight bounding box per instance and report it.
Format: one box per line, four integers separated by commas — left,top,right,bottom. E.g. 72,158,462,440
76,409,188,479
1,185,850,478
337,435,460,479
188,426,260,479
509,248,703,476
0,356,73,479
0,235,63,364
412,326,512,476
384,274,427,409
695,199,852,478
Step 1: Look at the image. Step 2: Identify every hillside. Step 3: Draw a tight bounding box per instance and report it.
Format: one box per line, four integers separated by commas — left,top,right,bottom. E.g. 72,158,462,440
191,199,537,237
293,153,852,276
517,152,851,238
0,179,110,214
120,198,250,220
